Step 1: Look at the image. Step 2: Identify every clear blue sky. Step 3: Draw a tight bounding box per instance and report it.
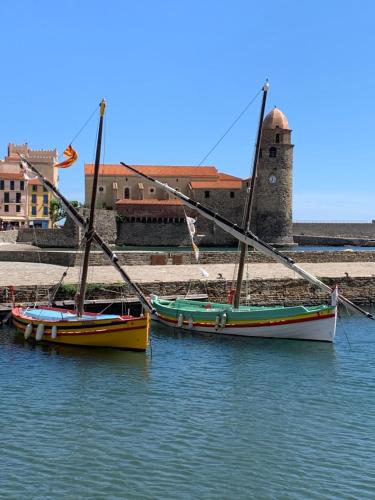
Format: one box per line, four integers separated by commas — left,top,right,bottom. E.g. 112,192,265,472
1,0,374,221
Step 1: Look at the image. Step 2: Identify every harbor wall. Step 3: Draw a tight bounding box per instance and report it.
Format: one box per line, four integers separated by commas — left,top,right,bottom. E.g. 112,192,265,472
293,222,375,238
0,249,374,267
2,276,375,308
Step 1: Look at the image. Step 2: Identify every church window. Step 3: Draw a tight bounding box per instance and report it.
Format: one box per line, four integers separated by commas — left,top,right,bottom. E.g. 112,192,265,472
275,134,280,143
269,147,277,158
124,187,130,199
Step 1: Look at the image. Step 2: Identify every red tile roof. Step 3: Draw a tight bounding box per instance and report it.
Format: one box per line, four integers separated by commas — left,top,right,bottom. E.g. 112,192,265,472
85,164,218,178
190,180,242,189
116,198,182,206
218,172,242,181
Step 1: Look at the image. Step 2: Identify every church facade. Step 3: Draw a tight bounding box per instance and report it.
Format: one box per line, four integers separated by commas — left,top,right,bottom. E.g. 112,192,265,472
84,107,294,246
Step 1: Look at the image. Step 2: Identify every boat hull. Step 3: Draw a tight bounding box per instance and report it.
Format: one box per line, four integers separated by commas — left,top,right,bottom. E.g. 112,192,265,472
151,297,337,342
12,307,149,350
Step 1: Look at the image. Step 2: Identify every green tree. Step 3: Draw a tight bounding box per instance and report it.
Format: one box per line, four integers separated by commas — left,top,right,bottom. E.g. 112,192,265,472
49,199,82,226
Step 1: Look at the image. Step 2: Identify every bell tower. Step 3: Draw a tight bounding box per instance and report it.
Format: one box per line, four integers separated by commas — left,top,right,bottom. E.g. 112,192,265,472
252,107,294,246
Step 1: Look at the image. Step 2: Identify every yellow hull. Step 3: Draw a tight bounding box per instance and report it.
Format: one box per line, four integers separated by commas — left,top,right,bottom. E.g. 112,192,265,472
12,307,149,351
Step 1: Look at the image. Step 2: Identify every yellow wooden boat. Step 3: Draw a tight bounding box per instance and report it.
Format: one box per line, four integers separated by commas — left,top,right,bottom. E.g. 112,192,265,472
12,306,149,350
12,99,153,351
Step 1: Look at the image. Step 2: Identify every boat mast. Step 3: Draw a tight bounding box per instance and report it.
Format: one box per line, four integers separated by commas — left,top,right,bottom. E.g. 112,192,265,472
76,99,106,317
233,80,269,308
19,154,154,313
120,163,375,321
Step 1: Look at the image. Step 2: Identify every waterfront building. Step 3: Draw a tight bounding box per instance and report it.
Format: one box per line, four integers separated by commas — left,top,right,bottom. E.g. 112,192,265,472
0,144,58,228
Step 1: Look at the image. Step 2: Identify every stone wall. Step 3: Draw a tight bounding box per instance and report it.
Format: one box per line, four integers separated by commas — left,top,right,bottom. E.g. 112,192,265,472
116,222,192,246
16,208,117,248
3,276,375,307
0,230,18,244
0,248,374,267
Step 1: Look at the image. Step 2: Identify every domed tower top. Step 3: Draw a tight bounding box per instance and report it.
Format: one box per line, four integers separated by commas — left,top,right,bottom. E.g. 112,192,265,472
263,107,289,130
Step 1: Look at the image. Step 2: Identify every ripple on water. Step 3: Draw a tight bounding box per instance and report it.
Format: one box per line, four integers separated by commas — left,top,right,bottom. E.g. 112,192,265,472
1,317,375,498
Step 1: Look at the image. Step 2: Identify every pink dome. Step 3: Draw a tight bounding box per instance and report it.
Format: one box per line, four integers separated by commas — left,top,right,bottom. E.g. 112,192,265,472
263,107,289,129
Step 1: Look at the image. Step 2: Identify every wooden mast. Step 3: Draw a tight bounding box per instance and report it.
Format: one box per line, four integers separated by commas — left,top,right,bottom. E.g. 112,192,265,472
77,99,106,317
233,81,269,309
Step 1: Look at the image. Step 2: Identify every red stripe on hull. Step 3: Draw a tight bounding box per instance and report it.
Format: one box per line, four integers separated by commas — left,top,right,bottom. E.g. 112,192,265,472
157,312,336,329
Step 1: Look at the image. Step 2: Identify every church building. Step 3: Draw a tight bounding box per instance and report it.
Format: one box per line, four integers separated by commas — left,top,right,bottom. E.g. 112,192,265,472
84,107,294,246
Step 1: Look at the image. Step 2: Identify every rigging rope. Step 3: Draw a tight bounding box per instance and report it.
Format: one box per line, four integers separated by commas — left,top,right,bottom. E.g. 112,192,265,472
197,88,262,166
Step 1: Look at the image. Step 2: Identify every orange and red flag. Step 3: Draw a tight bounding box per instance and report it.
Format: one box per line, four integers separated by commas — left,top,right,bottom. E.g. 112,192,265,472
55,144,78,168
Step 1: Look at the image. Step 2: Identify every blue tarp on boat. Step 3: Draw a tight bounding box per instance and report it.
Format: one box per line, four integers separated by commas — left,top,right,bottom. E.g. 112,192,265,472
22,308,120,321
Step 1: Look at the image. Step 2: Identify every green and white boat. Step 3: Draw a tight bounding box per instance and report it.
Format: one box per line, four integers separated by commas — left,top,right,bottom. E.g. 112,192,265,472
120,82,374,342
150,296,338,342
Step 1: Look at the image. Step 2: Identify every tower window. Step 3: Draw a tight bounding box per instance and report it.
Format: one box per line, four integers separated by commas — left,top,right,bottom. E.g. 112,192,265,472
98,186,104,192
204,191,210,198
124,187,130,199
275,134,280,143
230,191,235,198
269,147,277,158
259,148,262,158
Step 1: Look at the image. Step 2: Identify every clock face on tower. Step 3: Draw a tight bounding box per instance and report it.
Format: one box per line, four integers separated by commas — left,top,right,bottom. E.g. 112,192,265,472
268,174,277,184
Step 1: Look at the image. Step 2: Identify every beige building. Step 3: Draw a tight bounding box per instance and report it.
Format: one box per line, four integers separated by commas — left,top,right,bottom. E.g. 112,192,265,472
0,144,58,228
84,164,245,210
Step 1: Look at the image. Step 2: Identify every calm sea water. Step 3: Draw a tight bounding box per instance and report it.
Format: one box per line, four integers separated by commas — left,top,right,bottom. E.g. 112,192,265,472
1,313,375,499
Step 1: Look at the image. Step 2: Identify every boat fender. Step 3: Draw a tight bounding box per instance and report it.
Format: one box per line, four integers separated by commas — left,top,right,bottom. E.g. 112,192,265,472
51,325,58,339
24,323,33,340
220,312,227,329
188,317,193,330
215,315,220,330
35,324,44,341
177,313,184,328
